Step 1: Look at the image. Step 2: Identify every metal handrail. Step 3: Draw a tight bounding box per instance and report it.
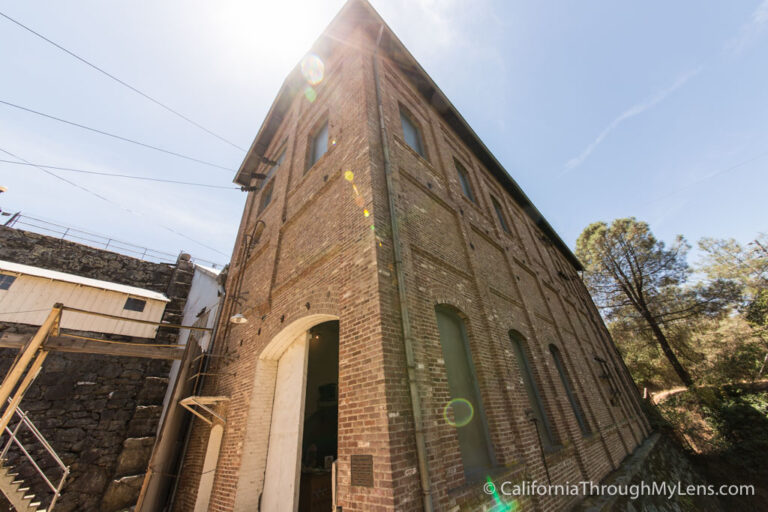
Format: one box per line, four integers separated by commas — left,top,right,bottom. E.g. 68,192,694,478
8,214,224,268
14,406,66,470
0,399,69,510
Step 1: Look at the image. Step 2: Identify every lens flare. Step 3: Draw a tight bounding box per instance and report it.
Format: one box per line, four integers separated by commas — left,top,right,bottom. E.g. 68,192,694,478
304,86,317,103
344,171,354,182
301,54,325,85
364,209,370,217
443,398,474,427
486,476,518,512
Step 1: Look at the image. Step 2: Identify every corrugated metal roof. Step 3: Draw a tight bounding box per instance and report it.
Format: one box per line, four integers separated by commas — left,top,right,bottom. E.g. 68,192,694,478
0,259,170,302
195,264,221,278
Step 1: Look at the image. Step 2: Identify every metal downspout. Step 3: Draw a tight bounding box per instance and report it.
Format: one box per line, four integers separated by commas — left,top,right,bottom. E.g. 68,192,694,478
166,168,261,510
372,24,434,512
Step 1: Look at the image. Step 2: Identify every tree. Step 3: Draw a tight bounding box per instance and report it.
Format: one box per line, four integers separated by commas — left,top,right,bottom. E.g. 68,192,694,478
576,218,736,387
699,235,768,374
698,234,768,296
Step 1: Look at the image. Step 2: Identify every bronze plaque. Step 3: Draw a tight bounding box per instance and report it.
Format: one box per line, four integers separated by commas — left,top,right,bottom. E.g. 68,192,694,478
350,454,373,487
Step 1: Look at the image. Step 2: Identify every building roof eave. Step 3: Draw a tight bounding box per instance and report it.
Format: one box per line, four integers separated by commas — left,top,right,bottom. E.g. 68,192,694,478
232,0,583,272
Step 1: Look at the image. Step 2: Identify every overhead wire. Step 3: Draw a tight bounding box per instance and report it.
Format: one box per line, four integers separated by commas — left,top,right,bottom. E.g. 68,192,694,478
0,146,229,257
0,10,246,152
0,99,234,172
0,158,239,190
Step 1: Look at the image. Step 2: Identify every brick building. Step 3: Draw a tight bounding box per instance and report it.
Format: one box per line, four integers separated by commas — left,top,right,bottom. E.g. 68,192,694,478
170,1,651,510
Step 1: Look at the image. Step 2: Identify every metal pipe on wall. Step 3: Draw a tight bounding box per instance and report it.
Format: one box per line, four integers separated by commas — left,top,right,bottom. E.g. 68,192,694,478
372,24,434,512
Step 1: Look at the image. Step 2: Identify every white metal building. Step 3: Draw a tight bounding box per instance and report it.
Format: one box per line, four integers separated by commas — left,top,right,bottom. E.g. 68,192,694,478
0,259,169,338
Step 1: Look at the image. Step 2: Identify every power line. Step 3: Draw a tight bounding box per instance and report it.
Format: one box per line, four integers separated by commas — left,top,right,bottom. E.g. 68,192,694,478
0,146,229,257
0,158,239,190
0,99,234,172
0,10,246,152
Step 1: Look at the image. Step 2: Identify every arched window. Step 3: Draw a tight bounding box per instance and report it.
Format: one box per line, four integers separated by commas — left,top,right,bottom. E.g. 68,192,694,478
549,344,591,435
508,331,557,448
435,305,495,478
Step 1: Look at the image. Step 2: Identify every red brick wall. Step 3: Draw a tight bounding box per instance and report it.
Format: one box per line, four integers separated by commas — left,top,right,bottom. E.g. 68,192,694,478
174,23,650,512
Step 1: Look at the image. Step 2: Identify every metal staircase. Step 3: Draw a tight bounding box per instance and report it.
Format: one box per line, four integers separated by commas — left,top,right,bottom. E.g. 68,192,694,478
0,459,45,511
0,402,68,512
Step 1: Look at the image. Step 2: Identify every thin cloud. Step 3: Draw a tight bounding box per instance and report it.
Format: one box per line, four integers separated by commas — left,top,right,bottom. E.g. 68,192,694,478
724,0,768,55
562,67,702,174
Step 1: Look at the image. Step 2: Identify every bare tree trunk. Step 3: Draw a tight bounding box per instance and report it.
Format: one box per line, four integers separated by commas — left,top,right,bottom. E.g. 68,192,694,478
643,311,694,387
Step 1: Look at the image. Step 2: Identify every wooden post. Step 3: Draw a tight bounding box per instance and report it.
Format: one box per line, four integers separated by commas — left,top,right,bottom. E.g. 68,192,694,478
0,304,61,407
0,350,48,434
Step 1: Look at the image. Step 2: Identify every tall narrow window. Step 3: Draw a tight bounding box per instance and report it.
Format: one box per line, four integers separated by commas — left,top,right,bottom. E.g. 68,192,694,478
264,150,285,182
435,305,495,478
307,120,328,171
258,150,284,214
549,344,591,435
509,331,557,448
258,180,275,214
454,159,475,202
490,195,510,234
400,108,425,158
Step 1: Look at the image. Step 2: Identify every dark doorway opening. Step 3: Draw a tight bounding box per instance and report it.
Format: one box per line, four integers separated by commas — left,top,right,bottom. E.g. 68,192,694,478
298,320,339,511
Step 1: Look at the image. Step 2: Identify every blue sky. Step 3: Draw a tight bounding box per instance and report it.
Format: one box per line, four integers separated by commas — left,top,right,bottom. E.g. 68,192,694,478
1,0,766,268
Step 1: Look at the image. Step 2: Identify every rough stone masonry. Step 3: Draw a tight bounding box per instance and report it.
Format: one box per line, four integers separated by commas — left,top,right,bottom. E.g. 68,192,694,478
0,225,193,512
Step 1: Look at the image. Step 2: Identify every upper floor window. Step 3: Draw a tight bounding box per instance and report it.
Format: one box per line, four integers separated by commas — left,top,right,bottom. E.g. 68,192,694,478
435,305,495,479
259,150,284,214
454,159,475,202
0,274,16,290
258,180,275,215
400,107,425,158
490,195,510,234
509,330,557,449
549,344,591,435
307,120,328,171
264,150,285,183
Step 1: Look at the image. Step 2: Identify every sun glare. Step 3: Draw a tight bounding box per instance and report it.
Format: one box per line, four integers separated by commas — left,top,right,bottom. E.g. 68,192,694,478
215,1,332,72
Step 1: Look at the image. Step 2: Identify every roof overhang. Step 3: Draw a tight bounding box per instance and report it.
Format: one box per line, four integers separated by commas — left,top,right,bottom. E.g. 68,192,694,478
0,259,170,302
233,0,583,271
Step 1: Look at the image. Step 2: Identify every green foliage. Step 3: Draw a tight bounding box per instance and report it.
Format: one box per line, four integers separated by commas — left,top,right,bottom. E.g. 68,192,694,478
698,234,768,296
584,222,768,495
576,218,690,322
578,218,766,388
615,315,765,389
575,218,738,386
704,388,768,478
745,287,768,328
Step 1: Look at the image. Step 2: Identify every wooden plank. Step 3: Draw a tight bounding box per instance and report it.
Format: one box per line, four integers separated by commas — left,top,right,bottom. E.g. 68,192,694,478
0,306,61,408
0,332,184,360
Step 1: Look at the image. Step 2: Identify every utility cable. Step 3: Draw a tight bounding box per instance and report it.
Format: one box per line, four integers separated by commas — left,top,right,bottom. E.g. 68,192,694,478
0,99,233,172
0,146,229,257
0,158,239,190
0,10,246,152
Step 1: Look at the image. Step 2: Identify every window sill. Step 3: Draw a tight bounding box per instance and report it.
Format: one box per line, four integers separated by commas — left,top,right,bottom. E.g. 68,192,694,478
392,134,432,168
303,142,338,178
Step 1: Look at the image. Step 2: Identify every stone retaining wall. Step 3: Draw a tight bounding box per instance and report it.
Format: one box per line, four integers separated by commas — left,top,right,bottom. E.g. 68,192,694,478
0,226,194,511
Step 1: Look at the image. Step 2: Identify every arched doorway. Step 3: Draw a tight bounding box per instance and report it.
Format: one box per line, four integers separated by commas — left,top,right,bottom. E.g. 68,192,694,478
233,315,339,512
298,321,339,511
